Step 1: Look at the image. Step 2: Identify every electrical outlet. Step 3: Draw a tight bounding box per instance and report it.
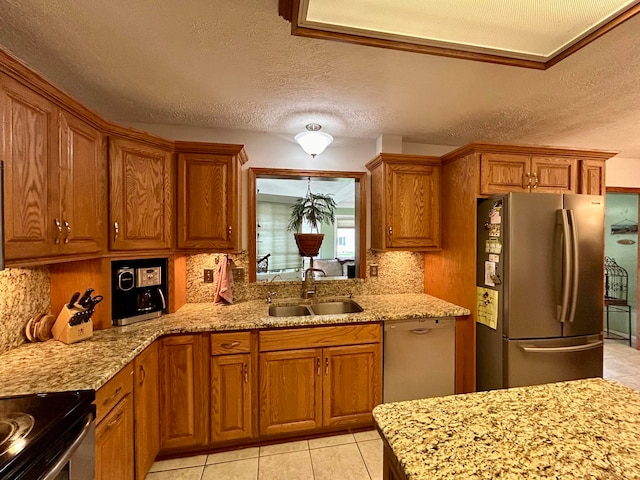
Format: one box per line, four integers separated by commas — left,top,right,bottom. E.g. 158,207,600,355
204,269,214,283
369,264,378,277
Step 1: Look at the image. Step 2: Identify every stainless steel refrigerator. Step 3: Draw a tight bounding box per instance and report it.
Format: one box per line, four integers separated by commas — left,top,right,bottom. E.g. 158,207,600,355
476,192,604,391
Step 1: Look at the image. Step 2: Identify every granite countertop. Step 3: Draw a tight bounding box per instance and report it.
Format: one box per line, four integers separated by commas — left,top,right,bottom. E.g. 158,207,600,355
0,293,469,398
373,378,640,479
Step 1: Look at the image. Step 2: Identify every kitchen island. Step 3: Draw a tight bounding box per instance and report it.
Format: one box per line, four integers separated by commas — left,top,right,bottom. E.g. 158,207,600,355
373,378,640,479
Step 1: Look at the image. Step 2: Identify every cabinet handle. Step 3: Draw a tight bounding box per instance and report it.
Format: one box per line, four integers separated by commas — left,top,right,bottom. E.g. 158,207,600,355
105,410,124,432
221,341,240,349
139,365,146,386
63,220,71,244
113,221,119,242
532,172,538,189
227,226,232,241
525,172,531,190
316,357,320,376
243,363,248,383
54,219,63,244
325,357,329,375
102,386,122,407
388,226,393,241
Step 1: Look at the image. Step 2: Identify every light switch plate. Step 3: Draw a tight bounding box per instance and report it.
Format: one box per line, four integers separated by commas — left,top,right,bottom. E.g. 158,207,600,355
369,264,378,277
204,269,214,283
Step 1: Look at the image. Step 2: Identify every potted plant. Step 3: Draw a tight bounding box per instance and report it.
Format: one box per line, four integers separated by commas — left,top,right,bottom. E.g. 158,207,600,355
287,181,337,257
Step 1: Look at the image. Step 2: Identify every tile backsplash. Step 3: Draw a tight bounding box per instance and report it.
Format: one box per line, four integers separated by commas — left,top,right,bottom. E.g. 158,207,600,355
187,250,424,303
0,267,50,354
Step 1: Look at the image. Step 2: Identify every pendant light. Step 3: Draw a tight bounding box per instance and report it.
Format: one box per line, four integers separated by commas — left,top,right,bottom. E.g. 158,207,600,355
294,123,334,157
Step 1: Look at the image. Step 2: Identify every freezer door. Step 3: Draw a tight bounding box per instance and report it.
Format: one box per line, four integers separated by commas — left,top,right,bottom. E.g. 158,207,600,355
561,194,605,337
504,193,564,339
504,334,603,388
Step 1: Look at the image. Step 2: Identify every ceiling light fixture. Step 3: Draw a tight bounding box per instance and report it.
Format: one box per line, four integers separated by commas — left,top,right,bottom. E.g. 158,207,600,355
294,123,334,157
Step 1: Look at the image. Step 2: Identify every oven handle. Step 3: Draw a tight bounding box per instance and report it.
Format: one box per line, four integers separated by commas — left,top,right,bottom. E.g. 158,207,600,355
41,413,94,480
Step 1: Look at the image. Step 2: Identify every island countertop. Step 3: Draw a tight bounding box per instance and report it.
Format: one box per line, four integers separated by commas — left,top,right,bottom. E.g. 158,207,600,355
373,377,640,479
0,293,469,398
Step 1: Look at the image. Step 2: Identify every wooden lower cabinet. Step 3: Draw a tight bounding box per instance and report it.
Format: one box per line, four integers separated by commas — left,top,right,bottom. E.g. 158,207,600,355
259,348,323,435
159,334,210,451
211,353,254,441
95,363,134,480
259,324,382,436
323,344,381,427
134,342,160,479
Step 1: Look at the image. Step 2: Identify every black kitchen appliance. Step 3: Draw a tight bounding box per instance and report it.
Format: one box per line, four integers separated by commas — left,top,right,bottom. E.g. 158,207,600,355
0,390,95,479
111,258,168,326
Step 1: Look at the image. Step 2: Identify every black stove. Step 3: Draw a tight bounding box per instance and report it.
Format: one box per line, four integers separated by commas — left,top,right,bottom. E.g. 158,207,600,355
0,390,95,480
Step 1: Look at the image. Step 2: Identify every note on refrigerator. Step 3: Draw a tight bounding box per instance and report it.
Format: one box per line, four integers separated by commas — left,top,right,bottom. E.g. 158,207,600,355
477,287,498,330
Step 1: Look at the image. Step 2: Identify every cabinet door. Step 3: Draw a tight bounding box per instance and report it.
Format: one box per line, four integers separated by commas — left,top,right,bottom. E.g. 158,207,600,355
211,353,253,442
159,334,209,451
58,111,106,254
177,153,239,249
109,137,173,250
579,159,605,195
134,342,160,480
480,154,529,195
259,348,323,435
95,394,135,480
530,156,577,193
0,76,58,260
322,344,381,427
386,163,440,248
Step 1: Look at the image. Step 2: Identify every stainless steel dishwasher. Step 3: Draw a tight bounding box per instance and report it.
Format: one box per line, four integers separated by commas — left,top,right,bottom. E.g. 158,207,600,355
383,317,455,403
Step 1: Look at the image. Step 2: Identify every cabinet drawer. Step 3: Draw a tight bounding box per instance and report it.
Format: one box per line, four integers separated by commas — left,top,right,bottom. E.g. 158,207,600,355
259,323,381,352
211,331,251,355
95,363,133,424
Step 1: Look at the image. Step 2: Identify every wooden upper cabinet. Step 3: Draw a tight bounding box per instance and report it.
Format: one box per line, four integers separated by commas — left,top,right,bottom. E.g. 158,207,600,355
579,159,606,195
58,111,106,254
109,137,173,251
479,153,577,195
0,75,106,261
176,143,247,251
366,154,441,251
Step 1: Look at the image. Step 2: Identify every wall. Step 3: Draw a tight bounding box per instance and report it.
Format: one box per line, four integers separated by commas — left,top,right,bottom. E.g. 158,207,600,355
604,193,638,339
606,157,640,187
0,267,50,354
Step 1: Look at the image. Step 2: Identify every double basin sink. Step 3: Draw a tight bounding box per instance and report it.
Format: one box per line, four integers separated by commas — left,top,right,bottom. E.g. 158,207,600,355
268,300,363,317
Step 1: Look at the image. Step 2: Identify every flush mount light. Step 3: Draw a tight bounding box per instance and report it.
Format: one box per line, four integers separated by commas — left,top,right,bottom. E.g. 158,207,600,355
294,123,334,157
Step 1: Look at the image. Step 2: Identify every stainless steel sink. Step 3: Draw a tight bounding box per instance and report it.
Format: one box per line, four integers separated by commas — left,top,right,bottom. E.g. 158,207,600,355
268,304,312,317
309,300,364,315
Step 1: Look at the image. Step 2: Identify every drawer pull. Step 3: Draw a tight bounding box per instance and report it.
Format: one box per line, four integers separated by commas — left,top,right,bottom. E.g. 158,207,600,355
105,410,124,431
102,386,122,407
221,341,241,349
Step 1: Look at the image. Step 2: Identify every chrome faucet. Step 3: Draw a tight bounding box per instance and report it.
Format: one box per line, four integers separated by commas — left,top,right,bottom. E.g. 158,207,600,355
302,268,326,299
266,275,283,303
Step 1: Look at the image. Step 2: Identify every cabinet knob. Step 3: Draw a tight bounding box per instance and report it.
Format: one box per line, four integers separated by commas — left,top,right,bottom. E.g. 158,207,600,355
63,220,71,244
114,221,119,242
54,219,63,244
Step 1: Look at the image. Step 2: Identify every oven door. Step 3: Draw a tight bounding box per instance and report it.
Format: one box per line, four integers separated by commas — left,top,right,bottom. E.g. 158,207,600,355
41,414,94,480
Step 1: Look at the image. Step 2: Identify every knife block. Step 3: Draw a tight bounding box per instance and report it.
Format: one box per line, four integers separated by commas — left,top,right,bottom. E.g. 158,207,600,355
52,305,93,344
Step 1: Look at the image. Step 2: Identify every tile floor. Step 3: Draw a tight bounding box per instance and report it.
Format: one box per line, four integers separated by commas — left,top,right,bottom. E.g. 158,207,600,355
146,338,639,480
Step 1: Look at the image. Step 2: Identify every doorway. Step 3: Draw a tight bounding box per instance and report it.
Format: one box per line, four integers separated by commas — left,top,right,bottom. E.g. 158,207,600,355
605,189,639,348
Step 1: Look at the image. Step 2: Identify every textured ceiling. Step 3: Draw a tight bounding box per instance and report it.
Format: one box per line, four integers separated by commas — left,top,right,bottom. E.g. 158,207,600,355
1,0,640,156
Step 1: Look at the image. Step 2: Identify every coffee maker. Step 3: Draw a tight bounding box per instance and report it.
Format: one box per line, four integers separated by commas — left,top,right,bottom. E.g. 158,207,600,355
111,258,168,326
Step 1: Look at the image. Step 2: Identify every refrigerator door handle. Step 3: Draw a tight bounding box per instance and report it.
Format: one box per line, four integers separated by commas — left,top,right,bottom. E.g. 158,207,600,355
558,209,572,322
567,210,579,323
519,340,603,353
